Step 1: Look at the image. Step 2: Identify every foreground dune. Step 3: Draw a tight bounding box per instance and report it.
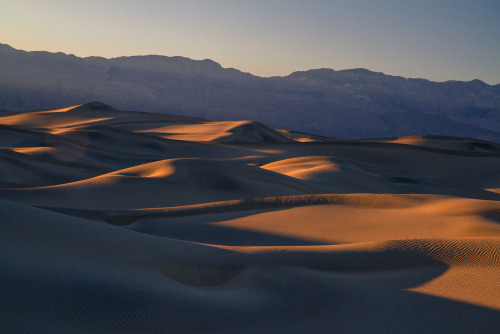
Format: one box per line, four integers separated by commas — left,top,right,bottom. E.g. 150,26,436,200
1,102,500,333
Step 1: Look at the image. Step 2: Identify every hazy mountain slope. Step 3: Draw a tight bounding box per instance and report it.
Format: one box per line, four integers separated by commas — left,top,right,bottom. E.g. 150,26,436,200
1,44,500,141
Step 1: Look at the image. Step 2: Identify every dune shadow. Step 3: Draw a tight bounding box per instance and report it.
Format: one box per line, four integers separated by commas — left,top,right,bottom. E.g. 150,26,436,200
127,207,328,246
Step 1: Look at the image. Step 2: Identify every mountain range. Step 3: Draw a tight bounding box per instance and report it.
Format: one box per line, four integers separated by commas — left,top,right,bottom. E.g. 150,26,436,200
1,43,500,141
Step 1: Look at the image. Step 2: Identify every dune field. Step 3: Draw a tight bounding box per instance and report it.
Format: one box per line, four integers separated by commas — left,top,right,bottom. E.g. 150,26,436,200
1,102,500,333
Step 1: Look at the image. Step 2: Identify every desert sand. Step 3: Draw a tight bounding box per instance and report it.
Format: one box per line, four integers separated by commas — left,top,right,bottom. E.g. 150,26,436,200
1,102,500,333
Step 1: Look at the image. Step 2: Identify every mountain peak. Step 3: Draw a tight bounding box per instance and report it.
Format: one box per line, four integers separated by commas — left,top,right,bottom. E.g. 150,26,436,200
0,43,18,53
287,68,383,81
0,43,15,49
339,68,379,75
287,68,336,80
468,79,488,87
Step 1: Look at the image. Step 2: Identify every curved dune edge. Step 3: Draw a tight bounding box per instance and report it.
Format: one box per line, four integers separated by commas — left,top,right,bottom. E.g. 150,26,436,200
103,193,429,225
2,104,500,332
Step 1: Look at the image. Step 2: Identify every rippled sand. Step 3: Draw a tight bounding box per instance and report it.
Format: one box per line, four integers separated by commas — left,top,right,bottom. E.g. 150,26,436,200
2,102,500,333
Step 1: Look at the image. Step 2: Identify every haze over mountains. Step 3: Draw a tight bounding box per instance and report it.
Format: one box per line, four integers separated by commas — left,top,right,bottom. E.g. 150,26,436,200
2,43,500,141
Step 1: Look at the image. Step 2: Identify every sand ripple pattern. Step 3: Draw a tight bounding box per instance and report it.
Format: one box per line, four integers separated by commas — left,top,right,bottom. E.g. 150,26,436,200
1,103,500,333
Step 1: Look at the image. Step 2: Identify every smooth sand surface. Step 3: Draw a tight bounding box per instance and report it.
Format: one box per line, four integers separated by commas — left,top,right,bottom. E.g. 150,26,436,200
1,102,500,333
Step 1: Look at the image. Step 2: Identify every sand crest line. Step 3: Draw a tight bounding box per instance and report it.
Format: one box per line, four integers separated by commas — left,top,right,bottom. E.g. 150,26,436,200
99,193,438,225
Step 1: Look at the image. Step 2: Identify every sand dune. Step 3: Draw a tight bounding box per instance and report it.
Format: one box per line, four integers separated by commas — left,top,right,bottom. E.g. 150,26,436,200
1,103,500,333
361,135,500,153
131,120,292,142
0,149,106,187
0,158,323,210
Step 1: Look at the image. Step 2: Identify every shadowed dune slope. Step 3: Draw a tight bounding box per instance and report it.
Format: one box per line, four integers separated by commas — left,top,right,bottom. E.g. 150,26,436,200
359,135,500,153
0,158,322,209
1,103,500,333
0,149,107,187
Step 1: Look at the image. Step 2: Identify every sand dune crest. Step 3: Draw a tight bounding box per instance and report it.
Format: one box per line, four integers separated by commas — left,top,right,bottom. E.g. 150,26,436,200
1,103,500,333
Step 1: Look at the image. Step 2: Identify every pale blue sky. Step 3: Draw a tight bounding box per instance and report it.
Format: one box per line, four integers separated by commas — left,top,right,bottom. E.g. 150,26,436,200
1,0,499,83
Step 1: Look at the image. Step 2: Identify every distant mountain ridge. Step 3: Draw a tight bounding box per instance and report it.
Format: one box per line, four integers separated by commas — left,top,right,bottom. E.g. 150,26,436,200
1,43,500,141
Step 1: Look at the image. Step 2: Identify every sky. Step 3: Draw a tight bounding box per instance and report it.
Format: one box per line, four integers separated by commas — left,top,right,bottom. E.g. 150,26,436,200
1,0,500,84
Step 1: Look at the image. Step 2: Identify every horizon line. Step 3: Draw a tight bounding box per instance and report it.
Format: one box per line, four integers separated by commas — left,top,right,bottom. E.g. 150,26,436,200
1,42,498,85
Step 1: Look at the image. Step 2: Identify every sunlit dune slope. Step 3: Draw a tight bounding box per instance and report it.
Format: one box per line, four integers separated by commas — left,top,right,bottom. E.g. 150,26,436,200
0,158,322,209
1,102,500,333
